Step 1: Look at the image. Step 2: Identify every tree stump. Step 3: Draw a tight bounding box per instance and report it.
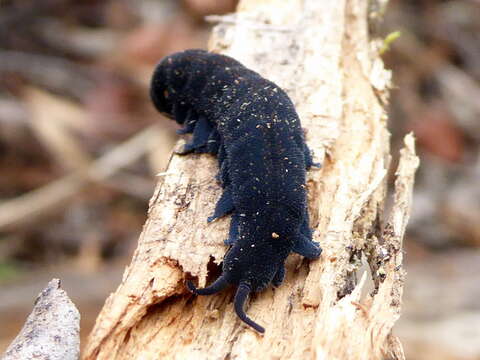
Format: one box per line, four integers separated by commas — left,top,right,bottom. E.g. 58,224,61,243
83,0,418,359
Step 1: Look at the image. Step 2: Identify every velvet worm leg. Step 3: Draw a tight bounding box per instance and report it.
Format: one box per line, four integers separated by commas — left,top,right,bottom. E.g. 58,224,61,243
208,187,234,222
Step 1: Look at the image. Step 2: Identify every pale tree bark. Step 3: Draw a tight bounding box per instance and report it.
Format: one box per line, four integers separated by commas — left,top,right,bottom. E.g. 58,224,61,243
83,0,419,359
2,279,80,360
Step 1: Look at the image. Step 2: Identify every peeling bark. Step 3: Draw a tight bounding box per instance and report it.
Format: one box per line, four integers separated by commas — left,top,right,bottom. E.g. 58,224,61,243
84,0,418,359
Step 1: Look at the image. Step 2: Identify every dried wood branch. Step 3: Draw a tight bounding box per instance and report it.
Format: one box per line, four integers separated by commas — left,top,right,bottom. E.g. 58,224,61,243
1,279,80,360
0,50,94,100
0,125,160,231
84,0,419,359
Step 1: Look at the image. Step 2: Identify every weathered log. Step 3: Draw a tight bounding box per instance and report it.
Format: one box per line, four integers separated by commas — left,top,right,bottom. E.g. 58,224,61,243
84,0,418,359
1,279,80,360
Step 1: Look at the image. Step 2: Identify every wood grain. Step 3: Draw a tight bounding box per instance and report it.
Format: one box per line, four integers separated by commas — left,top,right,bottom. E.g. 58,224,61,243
83,0,418,359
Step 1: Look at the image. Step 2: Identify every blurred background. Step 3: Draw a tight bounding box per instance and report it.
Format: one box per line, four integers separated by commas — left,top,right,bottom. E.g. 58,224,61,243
0,0,479,359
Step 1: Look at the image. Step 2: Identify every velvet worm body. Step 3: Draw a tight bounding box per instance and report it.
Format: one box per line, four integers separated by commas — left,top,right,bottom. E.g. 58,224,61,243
150,49,322,333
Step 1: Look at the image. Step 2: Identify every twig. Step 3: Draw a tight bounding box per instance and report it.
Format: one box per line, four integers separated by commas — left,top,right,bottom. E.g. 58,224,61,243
205,14,294,32
0,125,160,231
0,50,94,100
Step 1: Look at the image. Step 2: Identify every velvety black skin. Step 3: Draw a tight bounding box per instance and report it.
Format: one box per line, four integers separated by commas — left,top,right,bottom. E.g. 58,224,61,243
150,49,322,332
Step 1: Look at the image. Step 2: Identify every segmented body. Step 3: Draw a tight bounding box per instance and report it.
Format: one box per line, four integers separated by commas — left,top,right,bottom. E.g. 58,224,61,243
150,49,322,333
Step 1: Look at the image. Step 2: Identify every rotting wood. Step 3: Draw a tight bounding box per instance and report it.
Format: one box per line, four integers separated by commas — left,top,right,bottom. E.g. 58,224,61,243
84,0,418,359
